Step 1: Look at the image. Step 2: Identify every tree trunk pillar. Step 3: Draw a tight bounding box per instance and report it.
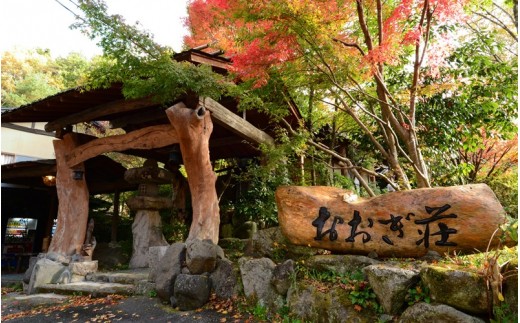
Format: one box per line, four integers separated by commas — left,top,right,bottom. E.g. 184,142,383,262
166,102,220,244
48,133,90,256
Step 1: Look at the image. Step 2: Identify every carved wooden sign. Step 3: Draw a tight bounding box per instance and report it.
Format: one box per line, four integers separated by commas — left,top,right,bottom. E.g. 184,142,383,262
276,184,514,257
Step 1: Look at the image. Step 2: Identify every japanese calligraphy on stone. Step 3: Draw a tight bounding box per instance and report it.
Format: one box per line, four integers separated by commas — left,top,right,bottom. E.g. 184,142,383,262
311,204,458,248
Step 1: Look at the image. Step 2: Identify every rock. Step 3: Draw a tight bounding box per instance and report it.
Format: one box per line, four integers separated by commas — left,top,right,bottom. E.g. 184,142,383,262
210,258,240,299
155,242,186,300
45,252,70,264
287,281,378,323
250,227,322,260
135,280,155,296
367,251,378,259
249,227,284,258
420,250,442,263
186,239,218,274
126,196,173,210
306,255,380,275
148,246,169,282
68,261,98,276
26,258,67,294
238,257,284,312
421,266,488,315
23,256,40,284
276,184,513,257
173,274,211,310
216,244,226,260
398,302,486,323
363,264,420,314
271,259,295,296
170,295,178,308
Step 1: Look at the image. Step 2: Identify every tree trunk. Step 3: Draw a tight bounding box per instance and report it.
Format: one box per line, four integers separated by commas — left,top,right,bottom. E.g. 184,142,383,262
48,133,90,256
166,102,220,244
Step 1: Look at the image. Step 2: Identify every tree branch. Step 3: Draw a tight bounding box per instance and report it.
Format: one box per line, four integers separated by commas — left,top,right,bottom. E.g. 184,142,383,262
280,118,376,197
332,38,366,56
356,0,374,50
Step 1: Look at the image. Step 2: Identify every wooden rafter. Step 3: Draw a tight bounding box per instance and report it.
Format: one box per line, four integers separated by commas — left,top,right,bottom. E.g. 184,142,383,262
45,97,155,132
200,97,275,146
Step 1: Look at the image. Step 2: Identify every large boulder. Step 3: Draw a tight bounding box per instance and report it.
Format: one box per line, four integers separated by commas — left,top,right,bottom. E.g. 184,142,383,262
363,264,420,314
210,258,241,299
287,281,378,323
172,274,211,310
155,242,186,300
306,255,380,275
186,239,221,274
421,266,488,315
238,257,284,312
398,302,486,323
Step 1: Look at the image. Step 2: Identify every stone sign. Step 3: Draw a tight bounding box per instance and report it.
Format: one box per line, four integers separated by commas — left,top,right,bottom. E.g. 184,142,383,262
276,184,514,257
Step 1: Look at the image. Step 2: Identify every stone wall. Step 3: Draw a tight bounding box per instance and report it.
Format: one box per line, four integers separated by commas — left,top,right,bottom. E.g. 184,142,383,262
150,227,517,322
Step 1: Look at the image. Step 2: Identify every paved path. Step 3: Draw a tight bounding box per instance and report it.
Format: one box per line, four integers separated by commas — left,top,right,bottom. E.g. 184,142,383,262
1,291,249,322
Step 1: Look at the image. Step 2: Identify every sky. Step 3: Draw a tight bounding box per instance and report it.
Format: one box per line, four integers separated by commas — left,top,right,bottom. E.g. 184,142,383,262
0,0,190,58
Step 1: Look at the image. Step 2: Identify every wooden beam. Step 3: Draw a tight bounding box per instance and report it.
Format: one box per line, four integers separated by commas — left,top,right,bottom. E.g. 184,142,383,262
2,123,55,137
210,137,245,148
44,97,155,132
66,124,179,167
1,164,57,179
109,108,168,129
190,52,230,70
199,97,275,146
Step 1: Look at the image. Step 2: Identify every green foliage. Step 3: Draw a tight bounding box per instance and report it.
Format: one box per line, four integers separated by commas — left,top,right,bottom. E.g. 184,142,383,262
161,217,189,244
252,303,269,321
492,299,518,323
348,281,381,313
501,219,518,243
1,49,91,107
483,168,518,219
406,283,431,306
417,27,517,187
74,0,230,105
148,289,158,298
233,140,296,227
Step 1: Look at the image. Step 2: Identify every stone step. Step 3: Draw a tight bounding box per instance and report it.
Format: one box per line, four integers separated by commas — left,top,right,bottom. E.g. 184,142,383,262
85,268,149,285
37,281,135,297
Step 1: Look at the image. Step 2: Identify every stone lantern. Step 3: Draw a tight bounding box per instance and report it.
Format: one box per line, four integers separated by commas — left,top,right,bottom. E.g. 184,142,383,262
125,159,173,268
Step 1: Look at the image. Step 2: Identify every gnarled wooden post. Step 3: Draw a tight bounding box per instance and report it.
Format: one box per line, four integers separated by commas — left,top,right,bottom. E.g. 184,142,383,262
166,102,220,244
48,133,90,256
